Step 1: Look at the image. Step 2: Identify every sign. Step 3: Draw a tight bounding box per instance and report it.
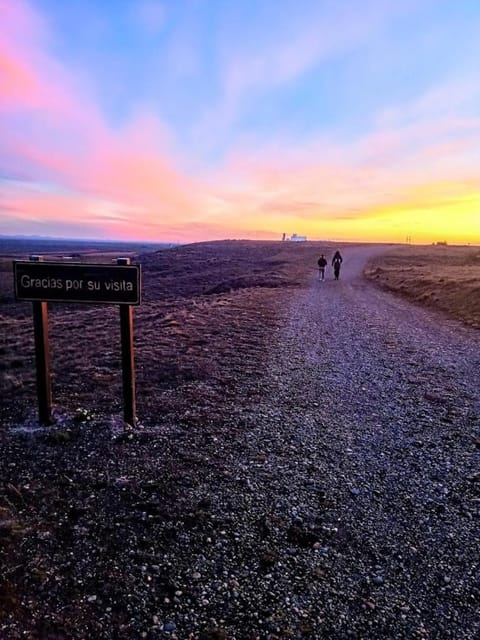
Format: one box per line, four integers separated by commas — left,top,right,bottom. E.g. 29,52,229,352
14,261,141,305
14,256,140,426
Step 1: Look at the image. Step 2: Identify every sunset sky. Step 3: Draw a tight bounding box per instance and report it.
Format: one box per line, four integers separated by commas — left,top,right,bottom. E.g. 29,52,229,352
1,0,480,244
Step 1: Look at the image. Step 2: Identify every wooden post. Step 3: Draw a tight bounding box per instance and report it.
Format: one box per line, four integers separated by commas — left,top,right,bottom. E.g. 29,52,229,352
117,258,136,425
30,256,53,425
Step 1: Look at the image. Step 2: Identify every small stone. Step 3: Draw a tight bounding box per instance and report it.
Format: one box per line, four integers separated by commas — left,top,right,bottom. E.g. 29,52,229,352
87,595,97,602
162,622,176,633
372,575,384,586
192,571,201,580
350,487,361,496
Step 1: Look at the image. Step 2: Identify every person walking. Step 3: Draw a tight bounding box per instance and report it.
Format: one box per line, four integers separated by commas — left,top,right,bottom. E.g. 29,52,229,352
332,250,343,280
317,254,327,281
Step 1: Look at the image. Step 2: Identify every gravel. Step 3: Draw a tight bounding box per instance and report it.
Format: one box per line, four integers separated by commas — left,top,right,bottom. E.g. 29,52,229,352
1,245,479,639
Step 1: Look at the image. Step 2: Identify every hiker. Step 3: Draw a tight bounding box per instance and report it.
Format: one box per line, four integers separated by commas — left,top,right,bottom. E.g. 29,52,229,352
332,250,343,280
317,254,327,280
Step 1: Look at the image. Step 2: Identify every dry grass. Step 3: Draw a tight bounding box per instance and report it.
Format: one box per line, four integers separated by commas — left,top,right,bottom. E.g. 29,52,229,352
365,244,480,328
0,239,345,425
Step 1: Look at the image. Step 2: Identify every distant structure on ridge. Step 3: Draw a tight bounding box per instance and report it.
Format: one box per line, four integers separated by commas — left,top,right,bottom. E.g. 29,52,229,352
289,233,307,242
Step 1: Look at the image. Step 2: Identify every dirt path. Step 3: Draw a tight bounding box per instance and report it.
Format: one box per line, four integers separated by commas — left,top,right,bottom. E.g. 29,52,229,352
245,245,480,638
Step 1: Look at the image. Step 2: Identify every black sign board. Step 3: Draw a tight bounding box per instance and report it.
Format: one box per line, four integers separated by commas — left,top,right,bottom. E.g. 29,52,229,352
14,261,141,305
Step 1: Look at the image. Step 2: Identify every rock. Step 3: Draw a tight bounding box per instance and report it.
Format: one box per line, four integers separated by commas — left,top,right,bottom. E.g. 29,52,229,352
314,567,326,578
197,496,212,509
286,524,319,547
259,551,278,568
424,392,447,403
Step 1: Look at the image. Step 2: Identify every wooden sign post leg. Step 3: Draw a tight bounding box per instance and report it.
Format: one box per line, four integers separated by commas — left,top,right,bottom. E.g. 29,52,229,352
30,256,52,425
117,258,137,426
119,304,136,425
32,301,52,425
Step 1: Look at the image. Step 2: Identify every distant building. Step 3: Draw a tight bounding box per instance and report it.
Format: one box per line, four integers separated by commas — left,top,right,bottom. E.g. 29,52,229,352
290,233,307,242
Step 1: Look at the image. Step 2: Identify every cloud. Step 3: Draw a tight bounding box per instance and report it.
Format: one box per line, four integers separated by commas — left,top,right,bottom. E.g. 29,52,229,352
0,0,95,122
133,0,166,35
0,0,202,239
198,77,480,239
194,0,423,147
154,220,278,243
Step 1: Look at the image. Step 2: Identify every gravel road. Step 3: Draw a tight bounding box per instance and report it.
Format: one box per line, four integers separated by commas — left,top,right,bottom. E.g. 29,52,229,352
233,245,480,639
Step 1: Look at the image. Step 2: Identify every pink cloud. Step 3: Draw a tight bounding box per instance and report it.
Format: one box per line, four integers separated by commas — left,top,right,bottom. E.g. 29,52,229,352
2,191,90,224
0,0,202,238
0,0,95,121
0,48,39,108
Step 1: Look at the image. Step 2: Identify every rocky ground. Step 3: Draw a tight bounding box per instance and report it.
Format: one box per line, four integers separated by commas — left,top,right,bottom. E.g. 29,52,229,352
1,242,479,639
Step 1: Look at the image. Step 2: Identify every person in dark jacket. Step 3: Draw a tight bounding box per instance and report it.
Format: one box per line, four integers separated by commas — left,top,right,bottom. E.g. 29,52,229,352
332,250,343,280
317,254,327,280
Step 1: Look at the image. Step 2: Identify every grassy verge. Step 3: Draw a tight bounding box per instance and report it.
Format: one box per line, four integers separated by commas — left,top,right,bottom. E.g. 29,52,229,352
365,245,480,328
0,240,336,425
